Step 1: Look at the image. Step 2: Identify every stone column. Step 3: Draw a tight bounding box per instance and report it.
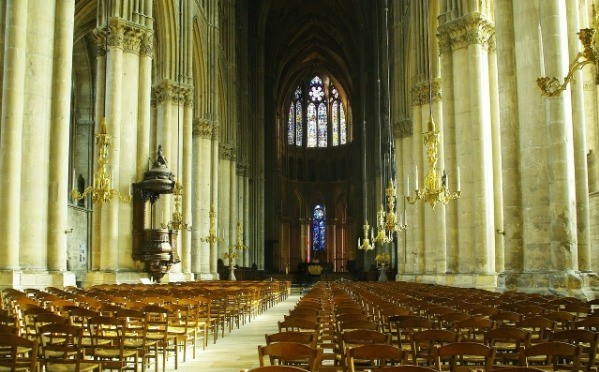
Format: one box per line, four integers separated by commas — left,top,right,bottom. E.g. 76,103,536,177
210,124,220,277
192,118,213,278
101,19,124,271
218,145,232,258
540,0,578,272
20,0,55,271
300,218,309,263
228,149,238,265
181,88,194,274
137,32,152,179
0,0,27,272
243,170,251,267
48,0,75,273
495,0,523,276
566,0,591,272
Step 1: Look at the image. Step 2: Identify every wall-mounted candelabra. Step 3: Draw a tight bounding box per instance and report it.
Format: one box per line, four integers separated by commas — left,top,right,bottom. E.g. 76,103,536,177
222,222,246,280
407,118,460,209
162,182,191,231
71,117,131,207
537,5,599,96
200,206,224,245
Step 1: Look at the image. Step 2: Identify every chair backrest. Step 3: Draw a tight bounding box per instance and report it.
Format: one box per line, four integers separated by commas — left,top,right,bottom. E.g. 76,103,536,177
377,366,439,372
345,343,403,372
258,341,320,370
516,316,555,343
241,366,308,372
434,341,495,372
551,329,598,369
522,341,582,371
265,331,318,348
410,329,460,366
0,333,38,371
38,323,88,369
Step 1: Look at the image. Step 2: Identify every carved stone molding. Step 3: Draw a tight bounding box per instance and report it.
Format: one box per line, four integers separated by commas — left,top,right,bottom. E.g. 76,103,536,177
395,118,413,138
151,80,194,107
123,27,142,53
437,13,495,53
237,163,248,177
193,118,213,139
219,144,237,161
410,79,442,107
140,32,153,57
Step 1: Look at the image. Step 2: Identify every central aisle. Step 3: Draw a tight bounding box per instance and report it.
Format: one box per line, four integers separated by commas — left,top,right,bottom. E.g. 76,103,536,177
177,293,301,372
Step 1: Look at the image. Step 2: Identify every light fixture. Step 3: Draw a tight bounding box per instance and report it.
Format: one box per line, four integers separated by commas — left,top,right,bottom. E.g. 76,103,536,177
200,206,225,246
537,5,599,96
406,1,460,210
223,222,246,281
165,0,191,231
71,1,130,207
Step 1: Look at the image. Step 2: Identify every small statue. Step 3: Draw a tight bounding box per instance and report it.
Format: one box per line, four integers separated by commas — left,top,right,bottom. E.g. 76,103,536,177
154,145,168,168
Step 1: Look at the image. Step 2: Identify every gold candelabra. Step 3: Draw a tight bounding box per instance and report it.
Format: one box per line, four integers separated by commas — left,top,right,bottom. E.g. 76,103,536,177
375,252,391,267
407,118,460,209
200,206,224,245
162,182,191,231
223,222,246,280
357,220,374,251
537,5,599,96
71,117,131,207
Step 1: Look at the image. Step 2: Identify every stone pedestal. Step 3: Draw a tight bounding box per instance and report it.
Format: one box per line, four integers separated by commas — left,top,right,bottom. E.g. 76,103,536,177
0,270,76,290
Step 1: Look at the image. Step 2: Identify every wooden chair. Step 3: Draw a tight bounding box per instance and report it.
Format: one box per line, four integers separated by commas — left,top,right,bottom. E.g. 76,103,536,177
453,316,494,342
144,304,176,372
434,341,495,372
393,316,434,353
88,315,139,371
551,329,599,371
491,310,523,327
117,308,157,372
0,333,38,371
484,326,531,367
410,329,460,366
520,341,582,371
257,341,321,370
544,311,576,331
164,303,196,363
38,322,101,372
178,297,207,351
345,344,403,372
516,316,555,345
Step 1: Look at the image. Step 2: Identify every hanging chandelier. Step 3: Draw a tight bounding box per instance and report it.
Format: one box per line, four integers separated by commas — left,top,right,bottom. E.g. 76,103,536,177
407,1,460,210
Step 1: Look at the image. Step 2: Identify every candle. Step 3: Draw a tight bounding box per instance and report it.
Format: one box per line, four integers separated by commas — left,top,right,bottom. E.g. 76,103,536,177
538,24,545,76
457,166,461,192
358,237,361,247
405,175,410,197
72,168,76,191
415,165,419,190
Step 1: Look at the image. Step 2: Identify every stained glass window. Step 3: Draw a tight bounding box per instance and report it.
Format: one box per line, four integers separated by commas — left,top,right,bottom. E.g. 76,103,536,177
295,101,303,146
331,102,338,146
312,205,326,252
294,86,303,146
340,104,347,145
286,76,349,148
307,103,317,147
317,103,327,147
287,103,295,145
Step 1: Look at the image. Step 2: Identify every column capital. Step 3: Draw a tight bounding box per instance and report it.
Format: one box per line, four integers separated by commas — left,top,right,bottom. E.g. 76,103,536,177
437,13,495,52
151,80,193,107
395,118,413,138
219,144,237,161
140,31,153,57
193,118,213,139
410,79,442,106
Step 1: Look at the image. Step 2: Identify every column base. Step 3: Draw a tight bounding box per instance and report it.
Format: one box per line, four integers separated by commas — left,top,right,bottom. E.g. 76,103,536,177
211,272,220,280
498,270,599,300
0,270,76,290
84,271,196,288
396,272,499,291
194,272,217,280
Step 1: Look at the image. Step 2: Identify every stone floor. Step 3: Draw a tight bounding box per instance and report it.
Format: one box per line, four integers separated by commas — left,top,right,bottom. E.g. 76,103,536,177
173,292,300,372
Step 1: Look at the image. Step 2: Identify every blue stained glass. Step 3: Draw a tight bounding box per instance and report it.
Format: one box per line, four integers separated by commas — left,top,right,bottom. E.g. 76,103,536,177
288,103,295,145
312,205,326,252
317,103,327,147
307,103,317,147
